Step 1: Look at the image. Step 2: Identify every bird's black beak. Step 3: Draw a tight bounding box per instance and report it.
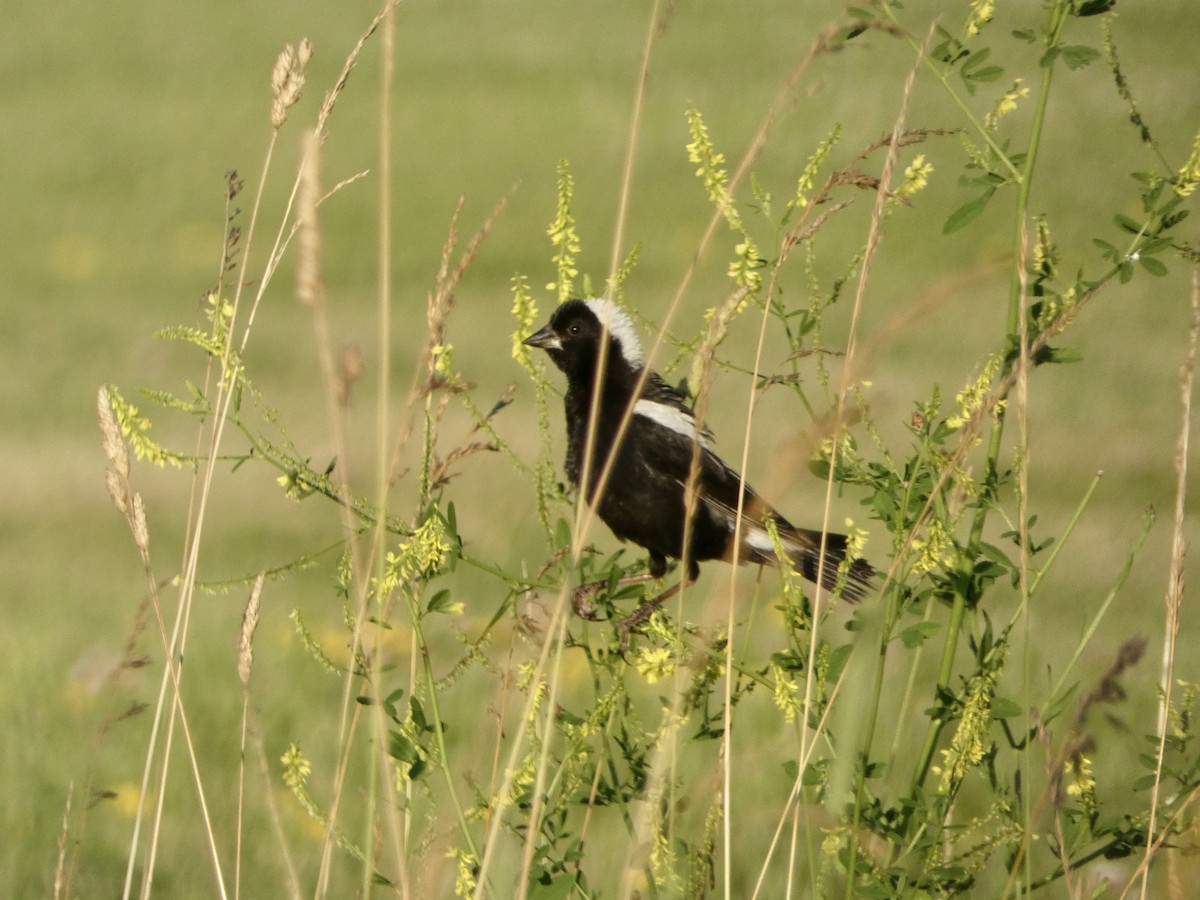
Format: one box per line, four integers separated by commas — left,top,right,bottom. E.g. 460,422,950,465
523,323,561,352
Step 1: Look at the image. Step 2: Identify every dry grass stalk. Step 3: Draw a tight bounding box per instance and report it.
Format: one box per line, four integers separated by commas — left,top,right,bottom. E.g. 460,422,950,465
1003,637,1147,896
53,782,72,900
1138,255,1200,898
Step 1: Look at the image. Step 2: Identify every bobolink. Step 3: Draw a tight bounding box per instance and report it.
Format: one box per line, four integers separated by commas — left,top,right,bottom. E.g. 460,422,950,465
524,298,873,628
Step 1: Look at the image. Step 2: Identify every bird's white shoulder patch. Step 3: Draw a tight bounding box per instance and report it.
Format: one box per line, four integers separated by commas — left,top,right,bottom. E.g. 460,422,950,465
633,399,712,448
743,523,778,554
583,299,644,367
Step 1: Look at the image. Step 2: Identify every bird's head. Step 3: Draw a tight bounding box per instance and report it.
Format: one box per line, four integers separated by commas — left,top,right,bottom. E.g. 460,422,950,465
523,299,645,383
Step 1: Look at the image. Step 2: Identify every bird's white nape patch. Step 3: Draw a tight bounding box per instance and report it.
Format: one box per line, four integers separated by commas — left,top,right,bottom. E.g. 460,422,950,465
583,299,644,368
634,399,712,448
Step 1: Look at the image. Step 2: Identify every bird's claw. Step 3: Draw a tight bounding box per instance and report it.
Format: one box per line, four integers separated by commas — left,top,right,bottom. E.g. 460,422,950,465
571,582,609,621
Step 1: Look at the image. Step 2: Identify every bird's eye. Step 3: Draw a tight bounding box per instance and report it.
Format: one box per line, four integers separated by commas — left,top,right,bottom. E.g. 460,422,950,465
568,323,581,336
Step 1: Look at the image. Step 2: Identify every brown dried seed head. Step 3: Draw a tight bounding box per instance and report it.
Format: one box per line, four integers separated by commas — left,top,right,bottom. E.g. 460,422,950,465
270,44,295,98
97,386,129,478
106,470,127,514
131,493,149,554
237,573,264,688
270,39,312,129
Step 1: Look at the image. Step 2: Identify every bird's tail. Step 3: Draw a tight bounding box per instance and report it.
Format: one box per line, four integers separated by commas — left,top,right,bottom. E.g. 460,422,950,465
779,526,875,603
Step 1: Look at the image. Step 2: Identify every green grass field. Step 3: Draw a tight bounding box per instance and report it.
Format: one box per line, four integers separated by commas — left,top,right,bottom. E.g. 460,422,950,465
5,0,1200,896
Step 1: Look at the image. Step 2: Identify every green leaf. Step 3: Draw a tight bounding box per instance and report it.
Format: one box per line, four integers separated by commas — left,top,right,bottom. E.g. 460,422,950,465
529,875,577,900
1131,773,1157,791
1035,345,1084,365
554,517,571,549
991,696,1024,719
802,761,826,786
388,730,419,764
932,27,968,65
957,48,1002,94
966,65,1004,86
426,589,459,614
1074,0,1116,16
1138,255,1169,277
1060,44,1101,70
1161,208,1190,231
900,621,941,648
1092,237,1119,261
943,189,996,234
1114,213,1143,235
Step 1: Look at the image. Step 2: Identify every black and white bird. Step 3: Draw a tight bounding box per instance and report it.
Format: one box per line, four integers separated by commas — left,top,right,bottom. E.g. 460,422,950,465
524,298,874,628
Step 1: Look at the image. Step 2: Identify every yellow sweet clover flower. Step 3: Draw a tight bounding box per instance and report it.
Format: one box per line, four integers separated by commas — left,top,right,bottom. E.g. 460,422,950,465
947,353,1004,430
938,663,1001,794
985,79,1030,131
205,291,234,336
516,660,548,721
687,103,763,295
1065,754,1100,822
430,342,454,380
105,385,184,469
511,275,539,367
447,847,478,898
948,460,979,498
386,516,450,586
1169,679,1197,738
281,743,311,790
649,825,677,891
276,470,307,500
547,158,580,300
843,518,870,567
896,154,934,199
771,663,802,724
911,519,953,575
281,742,325,824
1175,129,1200,197
635,646,675,684
793,125,841,210
967,0,994,36
685,105,737,228
1032,214,1057,280
1065,754,1097,811
509,750,537,803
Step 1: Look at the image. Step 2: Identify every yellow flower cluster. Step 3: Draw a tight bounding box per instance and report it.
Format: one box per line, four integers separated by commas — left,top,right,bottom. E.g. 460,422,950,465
985,79,1030,131
1175,129,1200,197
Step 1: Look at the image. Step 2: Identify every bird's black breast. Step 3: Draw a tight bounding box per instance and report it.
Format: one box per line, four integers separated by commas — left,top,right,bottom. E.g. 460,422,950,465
562,380,736,567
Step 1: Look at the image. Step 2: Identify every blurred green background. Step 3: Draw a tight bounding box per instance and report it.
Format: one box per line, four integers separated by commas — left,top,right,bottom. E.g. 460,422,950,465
4,0,1198,894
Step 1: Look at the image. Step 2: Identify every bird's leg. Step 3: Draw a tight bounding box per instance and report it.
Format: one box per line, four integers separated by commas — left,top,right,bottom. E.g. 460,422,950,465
571,552,673,621
616,559,699,642
571,573,657,621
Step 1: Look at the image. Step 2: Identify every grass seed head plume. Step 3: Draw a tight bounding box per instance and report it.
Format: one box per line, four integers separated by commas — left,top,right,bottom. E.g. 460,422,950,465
270,39,313,129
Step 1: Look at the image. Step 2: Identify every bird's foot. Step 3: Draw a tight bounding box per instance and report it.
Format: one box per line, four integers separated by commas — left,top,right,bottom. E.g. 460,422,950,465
571,581,610,621
615,600,660,652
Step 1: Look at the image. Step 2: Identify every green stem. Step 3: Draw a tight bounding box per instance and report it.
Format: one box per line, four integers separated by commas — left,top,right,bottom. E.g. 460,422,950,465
910,0,1072,792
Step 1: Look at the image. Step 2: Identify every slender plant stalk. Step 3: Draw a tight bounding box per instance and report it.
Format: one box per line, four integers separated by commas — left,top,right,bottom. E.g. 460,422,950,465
836,25,930,896
911,0,1072,792
1138,251,1199,899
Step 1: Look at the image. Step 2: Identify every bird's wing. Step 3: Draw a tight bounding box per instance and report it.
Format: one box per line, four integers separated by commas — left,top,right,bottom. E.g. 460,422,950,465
638,372,716,444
